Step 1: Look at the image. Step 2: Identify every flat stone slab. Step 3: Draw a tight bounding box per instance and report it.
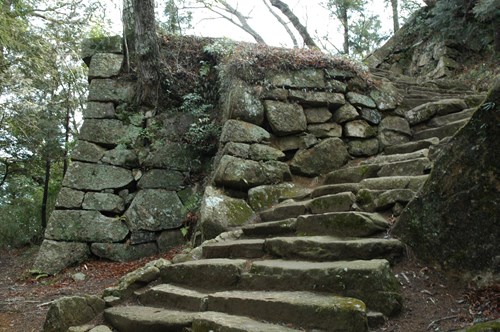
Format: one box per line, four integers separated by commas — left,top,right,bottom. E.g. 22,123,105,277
413,119,468,140
193,311,303,332
383,138,439,155
138,284,209,311
104,306,195,332
307,192,356,214
359,176,428,191
87,79,134,103
359,149,429,165
310,183,361,198
357,189,416,212
376,158,432,177
242,259,401,316
427,107,475,127
202,239,265,259
296,212,389,237
242,219,297,237
160,259,247,290
62,162,133,191
207,290,367,331
259,200,308,222
220,119,270,144
324,165,381,184
265,236,404,263
289,90,345,107
290,137,349,176
264,100,307,136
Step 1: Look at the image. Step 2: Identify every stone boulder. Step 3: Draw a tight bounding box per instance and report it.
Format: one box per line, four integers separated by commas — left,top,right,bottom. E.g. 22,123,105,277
267,69,325,89
62,162,133,191
83,102,115,119
55,188,85,209
392,76,500,276
142,142,199,172
87,79,134,103
223,80,264,125
248,183,309,211
220,119,270,144
43,295,105,332
347,92,376,108
405,99,468,125
102,146,139,167
79,119,141,146
290,138,349,176
124,189,184,232
71,141,106,163
289,90,345,107
214,155,291,190
82,192,125,213
332,103,359,123
32,240,90,275
91,242,158,262
88,53,123,79
137,169,184,190
378,116,411,147
304,107,332,124
200,186,256,239
264,100,307,136
344,120,377,138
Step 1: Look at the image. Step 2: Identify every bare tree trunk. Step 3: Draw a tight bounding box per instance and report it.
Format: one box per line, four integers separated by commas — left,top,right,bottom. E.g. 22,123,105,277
41,159,51,229
262,0,298,48
122,0,134,71
63,104,70,177
269,0,319,49
132,0,160,109
340,6,349,54
391,0,399,33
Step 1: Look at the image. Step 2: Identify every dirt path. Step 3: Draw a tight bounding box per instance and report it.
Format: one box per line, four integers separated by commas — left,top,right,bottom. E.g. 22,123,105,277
0,246,497,331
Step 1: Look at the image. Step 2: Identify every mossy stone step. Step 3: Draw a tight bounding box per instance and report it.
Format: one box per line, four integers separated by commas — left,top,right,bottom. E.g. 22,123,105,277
324,165,380,184
192,311,303,332
383,138,439,155
259,200,308,222
296,211,389,237
207,290,368,332
358,149,428,165
427,107,475,128
356,188,416,212
160,259,247,290
359,175,428,191
138,284,209,311
202,239,266,259
240,259,401,316
104,306,195,332
311,183,361,198
265,236,404,263
242,219,297,237
413,118,468,140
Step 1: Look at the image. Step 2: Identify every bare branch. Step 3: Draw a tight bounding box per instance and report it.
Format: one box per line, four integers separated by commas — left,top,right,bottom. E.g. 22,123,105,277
262,0,298,48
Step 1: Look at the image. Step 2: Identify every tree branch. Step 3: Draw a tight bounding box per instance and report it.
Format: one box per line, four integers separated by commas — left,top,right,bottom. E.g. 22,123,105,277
262,0,298,48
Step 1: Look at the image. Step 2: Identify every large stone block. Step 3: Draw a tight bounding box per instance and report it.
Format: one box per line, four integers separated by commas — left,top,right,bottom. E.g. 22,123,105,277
137,169,184,190
220,119,270,144
91,242,158,262
347,92,376,108
79,119,141,146
200,186,256,239
369,80,401,111
32,240,90,275
289,90,345,107
157,230,185,253
81,36,122,64
308,123,342,138
83,102,116,119
344,120,377,138
223,80,264,125
248,183,307,211
102,146,139,167
62,162,133,191
124,189,184,232
290,138,349,176
142,142,200,171
304,107,332,124
267,69,325,89
71,140,106,163
264,100,307,136
82,192,125,213
45,210,129,242
348,138,380,157
87,79,134,103
405,99,468,125
88,53,123,79
214,155,291,190
332,103,359,123
55,188,85,209
43,295,105,332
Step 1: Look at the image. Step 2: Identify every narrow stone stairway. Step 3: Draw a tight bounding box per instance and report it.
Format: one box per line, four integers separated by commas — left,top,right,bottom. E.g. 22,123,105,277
97,73,484,332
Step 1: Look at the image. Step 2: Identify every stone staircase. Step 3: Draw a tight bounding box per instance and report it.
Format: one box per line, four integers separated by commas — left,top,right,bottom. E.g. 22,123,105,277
88,72,484,332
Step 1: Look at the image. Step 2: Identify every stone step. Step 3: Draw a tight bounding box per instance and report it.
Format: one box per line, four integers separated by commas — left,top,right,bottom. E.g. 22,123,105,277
413,118,468,140
242,219,297,237
311,183,362,198
383,138,439,155
240,259,401,316
358,149,429,165
260,192,356,222
138,284,208,311
192,311,303,332
265,236,404,263
160,259,247,290
296,211,389,237
324,164,381,185
375,158,431,177
356,188,416,212
358,175,428,191
202,239,266,259
427,107,475,128
207,290,368,331
104,306,195,332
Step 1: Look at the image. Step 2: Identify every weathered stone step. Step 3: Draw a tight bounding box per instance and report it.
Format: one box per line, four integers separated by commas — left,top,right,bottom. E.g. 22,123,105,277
240,259,401,316
383,138,439,155
296,211,389,237
259,192,356,222
405,98,468,125
358,175,428,191
265,236,404,263
207,290,368,331
358,149,428,165
413,118,468,140
202,239,266,259
427,107,475,127
311,183,362,198
160,259,246,290
356,188,415,212
138,284,208,311
192,311,303,332
104,306,195,332
242,219,297,237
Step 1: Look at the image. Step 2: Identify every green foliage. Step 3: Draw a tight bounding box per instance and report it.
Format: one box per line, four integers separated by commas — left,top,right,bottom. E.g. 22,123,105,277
160,0,193,35
203,38,236,58
349,14,388,58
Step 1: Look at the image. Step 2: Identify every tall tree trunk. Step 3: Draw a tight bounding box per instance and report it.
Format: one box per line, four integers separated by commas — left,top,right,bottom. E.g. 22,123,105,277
63,104,70,177
270,0,319,49
341,6,349,54
263,0,298,48
132,0,160,109
391,0,399,33
41,159,51,229
122,0,135,71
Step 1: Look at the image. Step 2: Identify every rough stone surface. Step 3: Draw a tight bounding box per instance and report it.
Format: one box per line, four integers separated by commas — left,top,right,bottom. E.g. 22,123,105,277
347,92,376,108
308,192,356,214
79,119,140,146
248,183,307,211
220,119,270,143
248,144,286,161
83,102,115,119
88,53,123,78
81,36,122,63
344,120,377,138
370,80,401,111
224,80,265,125
91,242,158,262
332,103,359,123
393,79,500,274
214,155,291,190
289,90,345,107
308,123,342,138
63,162,133,191
71,140,106,163
324,164,380,184
273,134,317,151
157,230,186,253
348,138,380,157
405,99,468,125
82,192,125,213
55,188,85,209
379,116,411,136
326,79,348,92
142,142,199,171
124,189,184,232
137,169,184,190
268,69,325,89
264,100,307,136
45,210,129,242
359,108,382,125
291,138,349,176
87,79,134,103
43,295,105,332
102,147,139,167
33,240,90,275
200,186,256,239
304,107,332,124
